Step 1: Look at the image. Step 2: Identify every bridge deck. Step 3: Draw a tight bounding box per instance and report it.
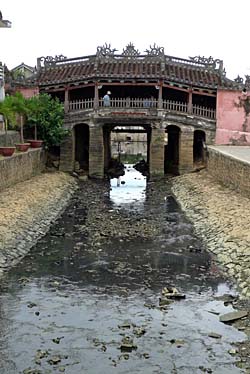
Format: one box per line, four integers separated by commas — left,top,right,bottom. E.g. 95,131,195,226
209,145,250,164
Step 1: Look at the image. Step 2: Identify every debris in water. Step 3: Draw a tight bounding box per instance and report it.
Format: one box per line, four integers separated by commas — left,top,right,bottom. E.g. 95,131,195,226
120,336,137,352
161,286,186,299
208,332,222,339
219,310,248,323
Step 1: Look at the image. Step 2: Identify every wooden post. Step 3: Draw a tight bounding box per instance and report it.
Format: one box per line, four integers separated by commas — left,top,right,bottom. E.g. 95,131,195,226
64,88,69,113
187,89,193,114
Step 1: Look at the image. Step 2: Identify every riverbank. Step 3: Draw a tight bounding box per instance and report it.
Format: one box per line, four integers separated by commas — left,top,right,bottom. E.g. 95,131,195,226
172,170,250,298
0,171,78,277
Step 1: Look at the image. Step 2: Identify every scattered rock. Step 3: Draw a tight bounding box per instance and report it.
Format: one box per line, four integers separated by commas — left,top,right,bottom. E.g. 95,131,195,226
118,322,131,329
35,350,49,360
133,327,146,337
228,348,238,355
219,310,248,323
161,286,186,299
48,355,62,365
27,302,37,308
120,336,137,352
170,339,185,347
208,332,222,339
23,369,42,374
52,336,64,344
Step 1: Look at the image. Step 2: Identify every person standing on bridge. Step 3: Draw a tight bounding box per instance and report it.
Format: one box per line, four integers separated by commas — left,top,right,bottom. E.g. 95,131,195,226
103,91,111,107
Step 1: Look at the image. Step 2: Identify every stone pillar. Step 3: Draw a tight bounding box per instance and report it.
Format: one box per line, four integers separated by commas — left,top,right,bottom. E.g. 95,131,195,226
103,128,111,171
64,88,69,113
187,89,193,114
158,83,163,109
89,125,104,178
59,129,75,172
179,128,194,174
94,83,99,109
149,127,165,177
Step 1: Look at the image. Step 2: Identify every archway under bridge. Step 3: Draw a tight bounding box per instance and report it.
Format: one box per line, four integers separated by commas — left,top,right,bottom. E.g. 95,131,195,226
193,130,206,169
164,125,180,175
73,123,89,174
103,124,151,175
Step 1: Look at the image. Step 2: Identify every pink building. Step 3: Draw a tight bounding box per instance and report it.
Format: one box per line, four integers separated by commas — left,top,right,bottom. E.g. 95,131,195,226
216,84,250,144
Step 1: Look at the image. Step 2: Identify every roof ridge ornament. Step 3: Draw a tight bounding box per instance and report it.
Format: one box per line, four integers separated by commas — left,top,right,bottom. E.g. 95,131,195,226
234,75,244,84
37,55,67,69
189,55,224,72
122,43,140,59
245,75,250,90
145,43,164,57
96,43,117,61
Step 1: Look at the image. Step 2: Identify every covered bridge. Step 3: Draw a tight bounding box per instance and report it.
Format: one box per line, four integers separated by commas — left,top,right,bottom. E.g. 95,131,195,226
36,43,246,178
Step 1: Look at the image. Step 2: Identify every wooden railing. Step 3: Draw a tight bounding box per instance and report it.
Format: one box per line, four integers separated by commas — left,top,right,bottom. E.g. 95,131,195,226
68,98,216,119
98,97,158,108
69,99,94,111
192,104,216,119
162,100,187,113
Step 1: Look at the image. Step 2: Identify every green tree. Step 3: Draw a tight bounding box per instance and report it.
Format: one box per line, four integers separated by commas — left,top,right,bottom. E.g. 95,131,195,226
0,96,17,146
9,92,27,143
26,93,68,148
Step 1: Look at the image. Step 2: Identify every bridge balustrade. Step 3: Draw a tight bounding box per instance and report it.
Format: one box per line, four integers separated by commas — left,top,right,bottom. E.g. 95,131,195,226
162,100,187,113
68,97,216,119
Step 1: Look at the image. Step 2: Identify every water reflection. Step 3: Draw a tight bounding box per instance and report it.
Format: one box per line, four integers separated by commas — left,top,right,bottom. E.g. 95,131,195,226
110,164,146,209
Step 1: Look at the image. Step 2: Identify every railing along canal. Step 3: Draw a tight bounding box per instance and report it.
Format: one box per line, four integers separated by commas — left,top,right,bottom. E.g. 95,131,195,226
68,98,216,119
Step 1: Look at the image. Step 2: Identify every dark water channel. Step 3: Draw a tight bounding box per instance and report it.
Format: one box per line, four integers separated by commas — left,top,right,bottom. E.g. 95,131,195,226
0,165,245,374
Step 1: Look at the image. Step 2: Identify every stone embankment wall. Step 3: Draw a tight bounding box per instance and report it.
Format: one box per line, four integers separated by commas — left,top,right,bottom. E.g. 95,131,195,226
0,172,78,277
172,171,250,298
207,146,250,198
0,148,45,191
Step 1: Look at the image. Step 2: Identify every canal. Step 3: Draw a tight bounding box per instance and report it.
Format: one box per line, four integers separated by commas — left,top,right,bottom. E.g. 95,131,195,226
0,165,245,374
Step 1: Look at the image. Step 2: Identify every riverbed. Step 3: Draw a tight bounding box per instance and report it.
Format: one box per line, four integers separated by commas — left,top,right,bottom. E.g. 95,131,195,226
0,166,247,374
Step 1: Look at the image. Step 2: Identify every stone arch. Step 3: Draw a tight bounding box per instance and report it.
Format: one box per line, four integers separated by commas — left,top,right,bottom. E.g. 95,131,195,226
103,122,151,174
73,123,89,172
193,129,206,168
165,125,181,174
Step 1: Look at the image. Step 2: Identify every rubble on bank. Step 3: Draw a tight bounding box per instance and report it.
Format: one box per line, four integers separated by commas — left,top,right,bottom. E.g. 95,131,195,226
172,170,250,299
172,170,250,370
0,171,78,277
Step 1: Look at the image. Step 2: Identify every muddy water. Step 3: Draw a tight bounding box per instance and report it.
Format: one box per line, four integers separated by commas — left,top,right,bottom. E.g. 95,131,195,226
0,166,246,374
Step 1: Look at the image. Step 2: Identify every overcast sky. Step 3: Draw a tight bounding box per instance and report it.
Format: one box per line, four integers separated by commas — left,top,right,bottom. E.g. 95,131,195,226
1,0,249,80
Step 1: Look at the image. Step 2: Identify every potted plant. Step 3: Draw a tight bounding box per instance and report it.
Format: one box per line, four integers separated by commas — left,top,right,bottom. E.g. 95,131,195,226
26,94,66,150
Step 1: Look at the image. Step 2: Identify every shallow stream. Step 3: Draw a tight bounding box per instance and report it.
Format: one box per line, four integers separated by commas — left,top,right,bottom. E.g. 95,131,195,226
0,165,245,374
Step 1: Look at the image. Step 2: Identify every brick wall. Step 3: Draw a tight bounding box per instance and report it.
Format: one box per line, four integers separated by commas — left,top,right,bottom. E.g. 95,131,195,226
0,148,45,191
207,147,250,198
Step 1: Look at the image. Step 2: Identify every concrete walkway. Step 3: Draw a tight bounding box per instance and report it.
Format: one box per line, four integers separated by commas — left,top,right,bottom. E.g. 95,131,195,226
209,145,250,164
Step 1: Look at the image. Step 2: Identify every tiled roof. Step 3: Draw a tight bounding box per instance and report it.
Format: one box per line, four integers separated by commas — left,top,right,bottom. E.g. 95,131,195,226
36,52,239,90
